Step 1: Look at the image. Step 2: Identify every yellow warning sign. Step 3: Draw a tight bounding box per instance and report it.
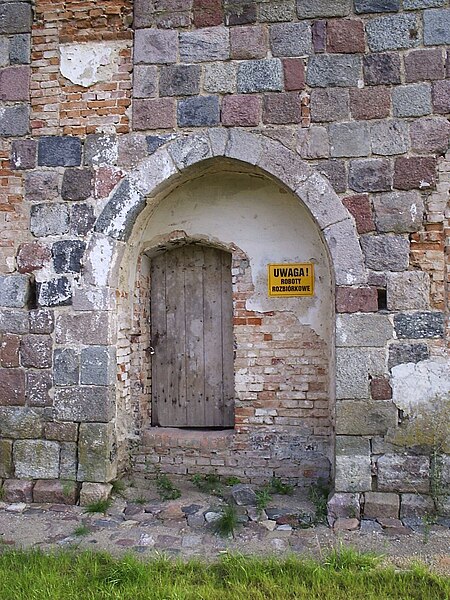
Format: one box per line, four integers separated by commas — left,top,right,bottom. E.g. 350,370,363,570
268,263,314,297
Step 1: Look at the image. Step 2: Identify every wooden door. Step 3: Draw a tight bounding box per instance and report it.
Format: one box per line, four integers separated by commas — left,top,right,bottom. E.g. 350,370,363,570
151,244,234,428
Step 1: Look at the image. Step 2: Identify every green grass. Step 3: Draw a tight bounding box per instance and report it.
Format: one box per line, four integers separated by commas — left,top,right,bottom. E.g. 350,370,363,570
155,473,181,501
213,503,239,537
73,524,91,537
84,499,112,515
0,547,448,600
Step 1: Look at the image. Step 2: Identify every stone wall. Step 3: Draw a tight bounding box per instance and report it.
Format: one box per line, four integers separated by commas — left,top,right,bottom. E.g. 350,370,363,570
0,0,449,516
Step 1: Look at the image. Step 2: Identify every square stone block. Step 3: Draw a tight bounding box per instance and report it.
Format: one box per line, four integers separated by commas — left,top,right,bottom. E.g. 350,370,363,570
14,440,60,479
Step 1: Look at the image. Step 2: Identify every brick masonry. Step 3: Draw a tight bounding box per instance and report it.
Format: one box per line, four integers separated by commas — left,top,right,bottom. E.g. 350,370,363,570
0,0,448,517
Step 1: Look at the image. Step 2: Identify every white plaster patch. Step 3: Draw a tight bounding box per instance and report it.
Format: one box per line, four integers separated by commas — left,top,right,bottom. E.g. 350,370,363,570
85,235,115,287
391,358,450,416
60,41,128,88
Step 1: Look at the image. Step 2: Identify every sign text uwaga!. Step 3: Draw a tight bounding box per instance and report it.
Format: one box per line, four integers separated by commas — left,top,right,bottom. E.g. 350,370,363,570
268,263,314,297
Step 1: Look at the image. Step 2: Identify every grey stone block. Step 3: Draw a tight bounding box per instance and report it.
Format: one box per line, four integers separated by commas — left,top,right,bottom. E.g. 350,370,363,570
355,0,399,13
296,171,348,229
336,348,369,399
258,138,311,190
259,1,295,22
0,104,29,136
29,309,54,334
335,436,372,493
52,240,85,274
60,442,78,480
400,493,434,518
370,120,409,156
37,136,82,167
0,309,29,334
405,0,445,7
117,133,148,169
377,454,430,493
349,158,392,193
72,285,115,312
168,133,212,170
327,492,361,520
80,346,116,386
306,55,361,87
54,386,115,423
0,406,44,438
84,134,118,167
37,278,72,307
95,179,145,242
366,14,420,52
364,492,400,519
296,126,329,159
134,28,178,64
204,62,237,94
323,219,367,286
336,400,398,435
336,313,393,347
0,438,12,478
133,64,157,99
24,170,59,203
61,168,93,201
360,234,409,271
26,370,52,407
160,64,201,97
9,33,30,65
388,343,429,370
0,3,32,34
393,83,431,117
70,204,95,237
179,27,229,63
373,191,424,233
330,122,370,158
77,422,116,482
316,159,347,193
10,139,36,170
146,134,174,154
0,36,8,67
269,22,312,57
423,9,450,46
394,312,445,339
296,0,351,18
14,440,60,479
363,52,401,85
55,312,110,346
237,59,283,93
54,349,79,386
177,96,220,127
0,274,30,308
387,272,430,311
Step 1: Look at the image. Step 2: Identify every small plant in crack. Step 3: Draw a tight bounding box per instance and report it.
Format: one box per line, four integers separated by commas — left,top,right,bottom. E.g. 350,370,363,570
155,473,181,501
214,503,239,537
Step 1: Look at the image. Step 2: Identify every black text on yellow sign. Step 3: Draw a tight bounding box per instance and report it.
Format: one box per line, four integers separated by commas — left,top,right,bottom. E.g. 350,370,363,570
268,263,314,297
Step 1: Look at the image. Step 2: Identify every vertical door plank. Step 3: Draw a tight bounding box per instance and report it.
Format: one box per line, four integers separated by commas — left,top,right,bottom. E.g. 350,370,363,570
150,253,167,427
203,246,225,426
184,245,205,426
221,251,235,427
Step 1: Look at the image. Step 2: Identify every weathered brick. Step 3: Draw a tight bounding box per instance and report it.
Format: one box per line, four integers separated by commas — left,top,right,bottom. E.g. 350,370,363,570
221,94,261,127
0,3,32,34
237,59,283,93
363,52,401,85
306,55,361,87
204,62,237,93
0,104,28,136
52,240,85,274
30,204,70,238
423,8,450,46
330,122,370,158
179,27,229,62
178,95,220,127
336,287,378,313
230,25,268,59
350,87,390,121
360,234,409,271
373,191,423,233
14,440,60,479
70,204,96,237
388,343,429,370
310,88,349,122
0,275,31,308
37,278,72,308
33,480,78,505
355,0,399,13
0,333,20,368
327,19,365,53
0,368,25,405
270,22,312,56
342,194,375,234
316,159,347,193
296,0,351,18
394,312,444,339
0,65,29,101
61,168,93,201
393,156,436,190
404,48,445,83
366,14,419,52
54,386,114,422
224,1,256,25
387,271,430,311
27,370,52,407
432,80,450,114
193,0,223,28
54,348,79,386
370,120,409,156
160,64,201,97
133,98,176,130
134,29,178,64
410,116,450,154
349,158,392,193
392,83,431,117
37,137,82,167
263,92,301,125
296,126,329,159
10,139,36,170
282,58,305,91
16,242,51,274
20,334,52,369
259,1,295,22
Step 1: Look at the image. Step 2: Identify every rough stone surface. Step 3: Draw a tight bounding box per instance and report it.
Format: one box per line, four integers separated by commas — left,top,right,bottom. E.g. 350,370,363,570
296,126,329,159
306,55,361,87
37,137,82,167
432,80,450,114
327,492,361,520
410,116,450,154
355,0,400,13
221,95,261,127
159,64,201,97
55,312,109,346
84,134,118,167
387,271,430,311
78,423,116,483
393,83,431,117
95,179,146,242
363,52,401,85
336,400,398,435
231,484,258,506
14,440,60,479
0,407,44,438
423,8,450,45
80,346,115,386
54,348,79,386
30,204,70,238
336,286,378,313
0,368,25,406
133,65,157,98
0,334,20,368
336,348,369,399
79,482,113,505
350,86,391,121
45,422,78,443
0,275,31,308
263,92,301,125
327,18,365,53
282,58,305,91
52,240,85,274
366,14,419,52
24,171,59,202
310,88,349,122
393,156,436,190
20,335,52,369
388,343,429,370
404,48,445,82
377,455,430,493
178,96,220,127
342,194,375,234
134,29,178,64
179,27,229,63
316,159,347,193
237,59,283,93
330,122,370,158
0,439,12,478
400,493,435,518
363,492,400,519
37,278,72,308
2,479,33,503
335,436,372,493
61,169,93,201
296,0,351,18
348,159,392,193
11,139,36,170
26,371,52,407
133,98,176,130
33,480,79,504
54,387,114,423
70,204,96,237
230,25,267,59
336,314,393,347
373,191,424,233
0,104,29,136
370,377,392,400
17,242,51,274
270,22,312,57
360,234,409,271
322,219,367,286
394,312,445,339
370,120,409,156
